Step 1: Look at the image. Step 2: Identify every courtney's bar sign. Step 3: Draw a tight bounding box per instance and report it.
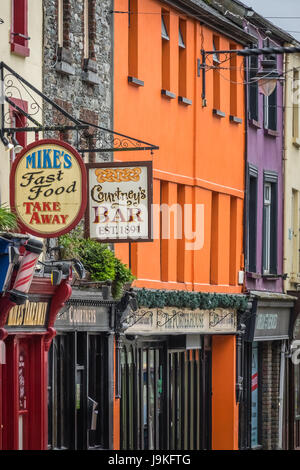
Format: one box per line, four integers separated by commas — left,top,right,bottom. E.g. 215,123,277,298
10,139,87,238
86,161,152,243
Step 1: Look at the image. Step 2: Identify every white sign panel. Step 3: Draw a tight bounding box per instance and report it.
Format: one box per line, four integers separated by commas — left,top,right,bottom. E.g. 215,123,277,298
124,307,237,335
86,162,152,243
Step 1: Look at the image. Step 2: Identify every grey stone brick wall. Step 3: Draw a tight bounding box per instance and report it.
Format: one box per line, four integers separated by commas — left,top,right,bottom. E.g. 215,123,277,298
43,0,113,162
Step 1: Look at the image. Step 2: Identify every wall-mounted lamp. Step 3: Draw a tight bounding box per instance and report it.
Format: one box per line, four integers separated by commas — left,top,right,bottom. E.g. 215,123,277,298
10,133,23,153
0,134,14,151
255,59,280,97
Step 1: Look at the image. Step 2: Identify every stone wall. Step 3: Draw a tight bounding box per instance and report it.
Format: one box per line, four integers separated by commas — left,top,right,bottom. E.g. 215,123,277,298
43,0,113,162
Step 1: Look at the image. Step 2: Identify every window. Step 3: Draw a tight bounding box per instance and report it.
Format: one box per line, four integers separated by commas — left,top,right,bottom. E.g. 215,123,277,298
83,0,89,59
264,88,277,131
11,0,30,57
263,53,277,131
295,364,300,420
247,166,258,273
262,173,278,274
128,0,139,78
251,342,262,448
161,11,170,90
230,44,237,117
9,98,27,164
248,54,259,121
120,345,164,449
293,69,300,139
58,0,63,46
292,189,300,277
178,20,187,98
213,36,220,110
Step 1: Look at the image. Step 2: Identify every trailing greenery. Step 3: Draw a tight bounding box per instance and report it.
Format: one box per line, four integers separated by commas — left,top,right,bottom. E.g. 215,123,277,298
0,205,18,231
59,227,134,299
135,288,248,311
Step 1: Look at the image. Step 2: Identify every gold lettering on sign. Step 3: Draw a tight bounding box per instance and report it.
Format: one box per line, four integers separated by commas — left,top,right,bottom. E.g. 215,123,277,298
95,167,141,183
7,301,48,327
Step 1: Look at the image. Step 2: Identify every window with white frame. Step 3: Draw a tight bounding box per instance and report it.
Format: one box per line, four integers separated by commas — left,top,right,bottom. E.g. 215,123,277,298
262,173,278,275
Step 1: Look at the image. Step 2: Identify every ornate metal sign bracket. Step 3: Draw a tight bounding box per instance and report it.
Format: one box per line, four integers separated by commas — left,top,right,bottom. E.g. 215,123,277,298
0,61,159,154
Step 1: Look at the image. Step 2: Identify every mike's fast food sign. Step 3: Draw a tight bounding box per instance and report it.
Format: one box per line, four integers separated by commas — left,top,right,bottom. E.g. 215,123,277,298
10,139,87,238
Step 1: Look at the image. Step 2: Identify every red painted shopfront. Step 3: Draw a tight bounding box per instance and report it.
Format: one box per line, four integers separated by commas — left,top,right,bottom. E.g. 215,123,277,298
0,276,71,450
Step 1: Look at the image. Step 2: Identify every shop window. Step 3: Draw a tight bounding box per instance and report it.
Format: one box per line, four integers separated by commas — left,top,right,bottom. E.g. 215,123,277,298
248,54,259,121
120,345,164,450
178,20,187,98
247,166,258,273
11,0,30,57
251,342,262,448
262,173,278,275
161,11,170,91
120,342,211,450
48,332,108,450
295,364,300,420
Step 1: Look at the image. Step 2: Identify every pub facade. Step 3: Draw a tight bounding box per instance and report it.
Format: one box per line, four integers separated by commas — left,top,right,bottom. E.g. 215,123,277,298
48,287,116,450
117,295,247,450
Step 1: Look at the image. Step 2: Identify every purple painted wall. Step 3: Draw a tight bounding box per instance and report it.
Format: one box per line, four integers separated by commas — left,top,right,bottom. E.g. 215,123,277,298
246,30,283,293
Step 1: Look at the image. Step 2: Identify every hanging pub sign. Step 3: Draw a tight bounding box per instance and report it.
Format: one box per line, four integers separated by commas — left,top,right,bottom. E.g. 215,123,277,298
86,161,152,243
10,139,87,238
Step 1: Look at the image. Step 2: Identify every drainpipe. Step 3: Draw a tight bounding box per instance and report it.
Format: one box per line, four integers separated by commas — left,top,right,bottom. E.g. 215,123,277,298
282,49,289,291
278,340,286,449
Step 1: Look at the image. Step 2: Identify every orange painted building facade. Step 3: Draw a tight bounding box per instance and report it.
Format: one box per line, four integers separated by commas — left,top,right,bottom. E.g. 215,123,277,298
113,0,252,450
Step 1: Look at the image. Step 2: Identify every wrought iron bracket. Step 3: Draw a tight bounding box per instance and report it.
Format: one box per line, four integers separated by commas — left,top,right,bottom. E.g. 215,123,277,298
0,61,159,154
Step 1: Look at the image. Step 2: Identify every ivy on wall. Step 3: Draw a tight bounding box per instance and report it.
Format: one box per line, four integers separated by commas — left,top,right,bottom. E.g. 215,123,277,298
135,288,248,311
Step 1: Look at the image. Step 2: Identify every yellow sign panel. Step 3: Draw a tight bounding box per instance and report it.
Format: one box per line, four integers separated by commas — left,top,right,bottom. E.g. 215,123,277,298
6,301,48,327
10,139,87,238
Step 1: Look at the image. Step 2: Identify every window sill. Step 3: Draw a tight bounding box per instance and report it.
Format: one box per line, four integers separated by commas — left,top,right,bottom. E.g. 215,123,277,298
230,115,242,124
83,58,97,73
264,128,279,137
55,60,75,76
246,272,261,279
178,96,192,106
262,274,280,280
128,76,144,87
82,70,101,85
213,109,225,118
161,89,176,99
289,277,300,284
10,42,30,57
249,119,261,129
293,137,300,149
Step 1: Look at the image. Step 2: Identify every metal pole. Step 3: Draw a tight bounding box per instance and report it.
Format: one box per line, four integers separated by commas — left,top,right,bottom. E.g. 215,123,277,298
0,63,4,137
278,340,286,449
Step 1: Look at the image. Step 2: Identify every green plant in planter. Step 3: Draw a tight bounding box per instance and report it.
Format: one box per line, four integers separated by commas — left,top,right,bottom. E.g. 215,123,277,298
59,228,134,299
0,205,18,231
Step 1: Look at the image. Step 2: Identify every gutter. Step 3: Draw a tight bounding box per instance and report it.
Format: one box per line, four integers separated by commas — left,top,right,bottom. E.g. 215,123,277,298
162,0,256,45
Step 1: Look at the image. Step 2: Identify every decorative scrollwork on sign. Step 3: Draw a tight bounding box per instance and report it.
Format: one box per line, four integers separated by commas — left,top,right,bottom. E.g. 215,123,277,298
126,309,153,328
156,309,185,327
95,167,141,183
